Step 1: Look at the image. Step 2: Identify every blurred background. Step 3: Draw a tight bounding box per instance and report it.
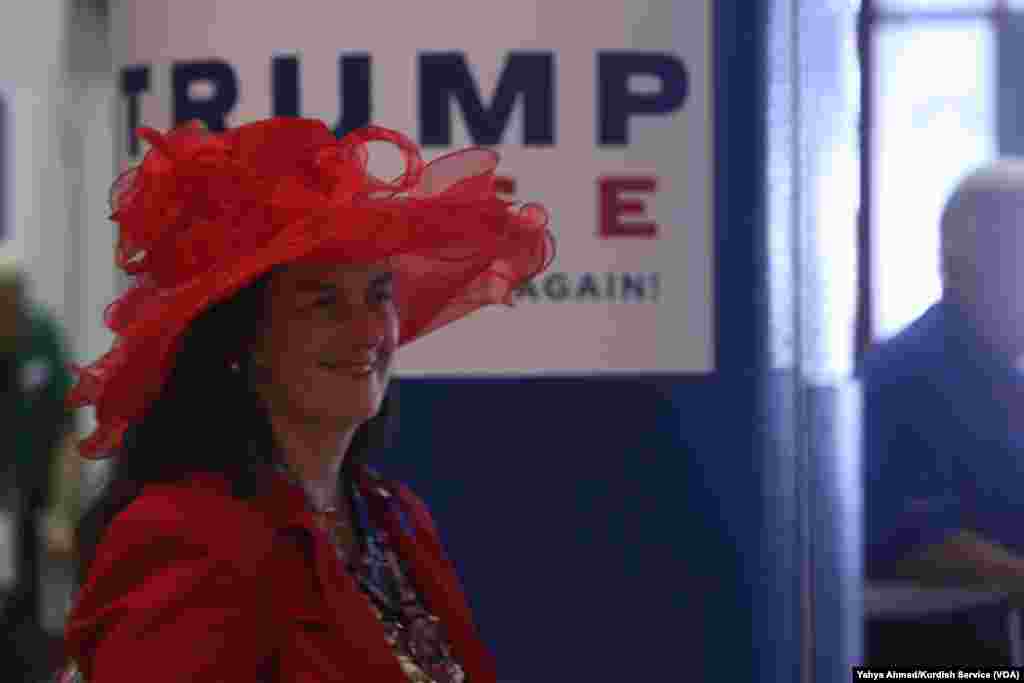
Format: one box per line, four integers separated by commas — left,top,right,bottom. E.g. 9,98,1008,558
0,2,114,677
5,0,1024,681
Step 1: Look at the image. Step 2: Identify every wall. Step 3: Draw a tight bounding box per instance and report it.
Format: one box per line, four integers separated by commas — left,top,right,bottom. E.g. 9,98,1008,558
0,0,70,322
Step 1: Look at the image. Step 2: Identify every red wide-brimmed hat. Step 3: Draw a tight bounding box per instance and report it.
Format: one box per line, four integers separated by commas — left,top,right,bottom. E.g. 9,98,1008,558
68,117,554,457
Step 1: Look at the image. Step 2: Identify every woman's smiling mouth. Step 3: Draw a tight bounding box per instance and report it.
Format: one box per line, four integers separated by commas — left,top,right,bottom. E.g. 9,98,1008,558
319,360,378,376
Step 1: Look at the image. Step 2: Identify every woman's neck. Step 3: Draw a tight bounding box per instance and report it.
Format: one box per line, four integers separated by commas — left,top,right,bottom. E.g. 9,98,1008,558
269,412,357,511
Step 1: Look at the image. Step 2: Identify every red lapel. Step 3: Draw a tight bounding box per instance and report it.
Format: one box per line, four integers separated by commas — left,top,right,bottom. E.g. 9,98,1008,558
358,473,498,683
263,475,410,682
264,469,497,682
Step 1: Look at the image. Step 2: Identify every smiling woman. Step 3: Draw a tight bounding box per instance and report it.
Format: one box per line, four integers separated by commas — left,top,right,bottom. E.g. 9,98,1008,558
250,261,401,558
58,117,553,683
254,264,399,440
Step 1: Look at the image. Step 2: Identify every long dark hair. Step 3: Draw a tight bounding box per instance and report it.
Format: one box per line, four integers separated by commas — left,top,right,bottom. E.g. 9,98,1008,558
74,271,397,582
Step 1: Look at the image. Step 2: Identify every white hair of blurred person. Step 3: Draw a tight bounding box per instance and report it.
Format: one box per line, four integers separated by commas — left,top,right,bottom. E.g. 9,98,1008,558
940,158,1024,359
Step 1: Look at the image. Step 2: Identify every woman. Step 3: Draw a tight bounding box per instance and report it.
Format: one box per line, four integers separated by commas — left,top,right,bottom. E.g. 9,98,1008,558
58,117,553,682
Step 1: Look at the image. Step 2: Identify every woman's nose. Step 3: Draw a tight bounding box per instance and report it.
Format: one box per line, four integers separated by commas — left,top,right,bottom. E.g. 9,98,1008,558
340,305,390,349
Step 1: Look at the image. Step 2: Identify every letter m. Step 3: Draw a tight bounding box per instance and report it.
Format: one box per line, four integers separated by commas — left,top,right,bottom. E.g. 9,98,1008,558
419,52,554,147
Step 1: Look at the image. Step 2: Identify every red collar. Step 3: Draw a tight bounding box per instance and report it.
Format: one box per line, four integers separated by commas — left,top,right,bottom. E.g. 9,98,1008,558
254,467,498,683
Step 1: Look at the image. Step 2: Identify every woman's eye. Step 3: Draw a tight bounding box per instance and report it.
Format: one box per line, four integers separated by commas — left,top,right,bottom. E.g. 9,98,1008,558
312,293,337,307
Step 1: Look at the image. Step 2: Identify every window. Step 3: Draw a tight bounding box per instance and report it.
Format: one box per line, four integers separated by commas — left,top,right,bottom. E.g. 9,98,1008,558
862,1,1003,344
870,17,996,340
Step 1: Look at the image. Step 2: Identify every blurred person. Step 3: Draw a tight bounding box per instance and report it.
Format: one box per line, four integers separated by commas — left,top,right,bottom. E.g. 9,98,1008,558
862,159,1024,665
58,118,553,682
0,245,75,682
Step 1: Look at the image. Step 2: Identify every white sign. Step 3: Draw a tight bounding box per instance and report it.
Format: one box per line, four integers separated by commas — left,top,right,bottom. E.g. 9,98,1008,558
109,0,714,375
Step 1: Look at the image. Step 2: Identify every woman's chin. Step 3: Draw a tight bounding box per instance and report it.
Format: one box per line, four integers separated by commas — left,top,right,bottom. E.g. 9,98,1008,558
298,370,389,427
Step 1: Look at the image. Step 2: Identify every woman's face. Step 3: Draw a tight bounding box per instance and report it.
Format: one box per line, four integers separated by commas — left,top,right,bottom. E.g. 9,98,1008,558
251,260,399,429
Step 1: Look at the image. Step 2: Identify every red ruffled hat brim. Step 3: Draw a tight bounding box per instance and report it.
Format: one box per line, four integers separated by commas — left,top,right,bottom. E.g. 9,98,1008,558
68,118,554,457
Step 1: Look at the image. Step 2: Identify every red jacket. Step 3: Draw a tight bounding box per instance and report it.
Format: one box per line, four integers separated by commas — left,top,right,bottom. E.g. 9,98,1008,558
64,467,497,682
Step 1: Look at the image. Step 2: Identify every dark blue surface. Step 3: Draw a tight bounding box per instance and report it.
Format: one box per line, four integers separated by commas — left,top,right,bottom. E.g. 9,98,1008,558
377,2,798,681
383,376,721,680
